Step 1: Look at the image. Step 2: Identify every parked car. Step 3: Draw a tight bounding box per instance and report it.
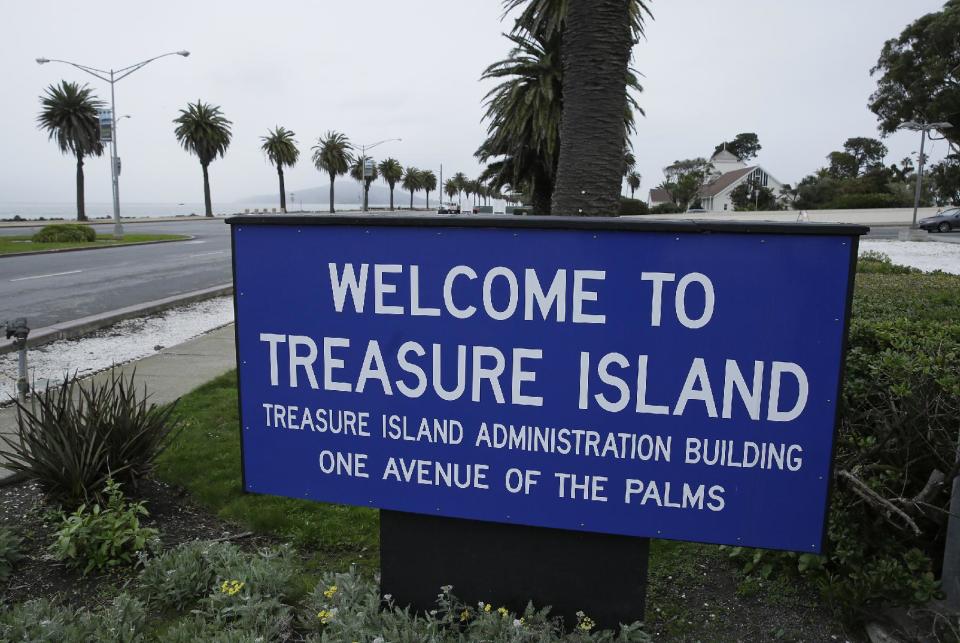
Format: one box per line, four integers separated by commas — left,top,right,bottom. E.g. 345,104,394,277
437,202,460,214
919,207,960,233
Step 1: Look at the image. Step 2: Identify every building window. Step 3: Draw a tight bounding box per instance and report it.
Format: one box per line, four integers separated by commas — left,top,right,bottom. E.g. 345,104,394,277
724,204,728,210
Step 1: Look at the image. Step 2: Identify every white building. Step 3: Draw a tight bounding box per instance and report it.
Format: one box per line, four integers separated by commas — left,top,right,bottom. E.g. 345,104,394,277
647,147,784,212
698,147,784,212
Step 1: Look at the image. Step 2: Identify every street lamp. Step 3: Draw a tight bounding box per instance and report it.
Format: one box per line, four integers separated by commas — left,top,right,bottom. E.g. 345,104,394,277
357,138,402,211
37,51,190,238
899,120,953,229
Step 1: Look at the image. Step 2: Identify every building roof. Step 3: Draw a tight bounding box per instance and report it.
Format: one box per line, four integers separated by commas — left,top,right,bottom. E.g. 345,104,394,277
710,147,742,163
700,166,755,197
648,187,672,203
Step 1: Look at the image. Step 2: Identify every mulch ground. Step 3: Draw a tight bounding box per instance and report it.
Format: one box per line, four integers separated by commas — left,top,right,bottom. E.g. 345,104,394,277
0,477,277,610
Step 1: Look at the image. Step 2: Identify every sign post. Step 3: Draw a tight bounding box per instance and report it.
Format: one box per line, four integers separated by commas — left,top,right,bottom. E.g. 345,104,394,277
228,214,865,627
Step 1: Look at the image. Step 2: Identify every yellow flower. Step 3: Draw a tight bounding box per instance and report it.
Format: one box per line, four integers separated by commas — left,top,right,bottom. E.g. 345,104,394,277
317,609,332,624
497,606,509,618
219,580,245,596
578,614,596,632
323,584,338,599
483,603,492,613
460,609,471,622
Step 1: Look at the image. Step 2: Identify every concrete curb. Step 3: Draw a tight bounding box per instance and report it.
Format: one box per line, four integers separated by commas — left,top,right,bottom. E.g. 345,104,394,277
0,216,225,228
0,235,194,259
0,283,233,355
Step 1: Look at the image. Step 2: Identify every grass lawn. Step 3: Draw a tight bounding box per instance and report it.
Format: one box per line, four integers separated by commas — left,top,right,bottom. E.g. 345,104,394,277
0,233,188,255
156,372,379,575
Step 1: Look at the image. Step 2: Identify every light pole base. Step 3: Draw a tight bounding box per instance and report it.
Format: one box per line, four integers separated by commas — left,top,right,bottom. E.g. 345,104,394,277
897,228,928,242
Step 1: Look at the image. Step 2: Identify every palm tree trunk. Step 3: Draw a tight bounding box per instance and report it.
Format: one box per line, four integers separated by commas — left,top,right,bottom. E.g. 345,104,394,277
329,172,336,213
202,163,213,217
278,165,287,213
426,190,430,209
409,189,414,210
389,185,394,211
551,0,632,216
75,151,87,222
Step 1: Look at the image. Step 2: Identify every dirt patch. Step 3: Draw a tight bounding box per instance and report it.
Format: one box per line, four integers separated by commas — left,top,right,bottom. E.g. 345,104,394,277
0,478,275,610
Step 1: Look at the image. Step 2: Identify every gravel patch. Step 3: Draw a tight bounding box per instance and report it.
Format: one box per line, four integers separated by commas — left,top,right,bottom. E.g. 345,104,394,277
860,239,960,275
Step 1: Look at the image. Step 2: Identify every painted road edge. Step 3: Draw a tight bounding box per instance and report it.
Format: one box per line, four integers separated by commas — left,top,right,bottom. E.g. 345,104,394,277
0,283,233,355
0,235,195,259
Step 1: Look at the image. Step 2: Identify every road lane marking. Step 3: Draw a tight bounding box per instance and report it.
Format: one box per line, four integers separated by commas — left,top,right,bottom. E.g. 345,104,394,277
184,240,206,245
189,251,226,257
10,269,83,282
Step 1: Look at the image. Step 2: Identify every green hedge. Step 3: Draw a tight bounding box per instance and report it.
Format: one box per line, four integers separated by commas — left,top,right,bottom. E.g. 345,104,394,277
730,258,960,616
619,198,649,215
826,192,905,210
32,223,96,243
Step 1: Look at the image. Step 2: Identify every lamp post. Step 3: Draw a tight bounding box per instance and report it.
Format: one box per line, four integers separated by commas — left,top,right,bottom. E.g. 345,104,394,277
36,51,190,238
357,138,402,212
899,121,953,229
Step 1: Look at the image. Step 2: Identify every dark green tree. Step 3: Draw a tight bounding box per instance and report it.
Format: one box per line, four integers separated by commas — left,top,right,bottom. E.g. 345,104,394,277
260,126,299,212
420,169,437,209
444,178,457,202
869,1,960,146
626,170,641,198
479,0,648,215
930,154,960,205
37,81,105,221
402,167,423,209
842,137,888,174
311,131,352,213
452,172,468,206
173,101,233,217
378,158,403,210
713,133,761,162
658,158,713,210
350,154,379,210
730,182,778,211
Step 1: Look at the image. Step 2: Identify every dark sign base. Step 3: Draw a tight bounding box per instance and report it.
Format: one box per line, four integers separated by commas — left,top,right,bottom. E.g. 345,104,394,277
380,510,649,630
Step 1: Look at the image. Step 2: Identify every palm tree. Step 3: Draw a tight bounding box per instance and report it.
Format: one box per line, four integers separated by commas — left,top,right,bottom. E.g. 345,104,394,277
420,170,437,209
173,101,233,217
401,167,423,210
444,178,457,203
350,155,379,210
464,180,475,207
551,0,642,215
452,172,468,207
312,131,353,213
378,158,404,210
260,126,299,212
37,81,104,221
626,170,641,198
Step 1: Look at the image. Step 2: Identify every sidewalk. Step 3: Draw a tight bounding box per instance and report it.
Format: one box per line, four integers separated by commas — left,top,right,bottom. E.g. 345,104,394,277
0,324,237,478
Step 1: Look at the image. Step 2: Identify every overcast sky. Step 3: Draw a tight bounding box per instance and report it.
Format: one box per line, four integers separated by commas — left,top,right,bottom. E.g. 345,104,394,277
1,0,950,206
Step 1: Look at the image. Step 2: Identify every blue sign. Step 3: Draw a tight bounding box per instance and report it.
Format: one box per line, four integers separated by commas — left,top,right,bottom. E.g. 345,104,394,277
230,217,860,553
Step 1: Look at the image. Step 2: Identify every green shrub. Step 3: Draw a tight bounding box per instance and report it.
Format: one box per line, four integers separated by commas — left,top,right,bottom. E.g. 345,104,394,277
731,270,960,616
0,527,24,582
649,202,682,214
140,541,296,613
1,370,182,507
827,192,904,209
857,250,919,274
619,198,649,216
50,479,159,575
300,567,650,641
0,593,147,642
31,223,97,243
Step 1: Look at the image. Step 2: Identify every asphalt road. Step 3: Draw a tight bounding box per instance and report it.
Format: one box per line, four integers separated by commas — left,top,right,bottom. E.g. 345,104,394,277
0,219,231,328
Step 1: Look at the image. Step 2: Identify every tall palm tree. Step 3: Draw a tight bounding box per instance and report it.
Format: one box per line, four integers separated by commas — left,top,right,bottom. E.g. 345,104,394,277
350,155,379,210
260,126,299,212
626,170,641,198
312,131,353,213
452,172,468,207
378,158,404,211
37,81,105,221
173,101,233,217
551,0,641,215
420,170,437,209
464,180,475,207
401,167,423,210
444,178,457,203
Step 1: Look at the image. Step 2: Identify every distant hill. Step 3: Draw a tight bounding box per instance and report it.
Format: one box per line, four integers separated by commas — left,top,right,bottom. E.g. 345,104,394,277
242,183,427,206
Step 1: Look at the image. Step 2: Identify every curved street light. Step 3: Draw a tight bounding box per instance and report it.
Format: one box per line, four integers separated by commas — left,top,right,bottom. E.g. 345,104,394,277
355,138,402,212
37,51,190,237
898,121,953,229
